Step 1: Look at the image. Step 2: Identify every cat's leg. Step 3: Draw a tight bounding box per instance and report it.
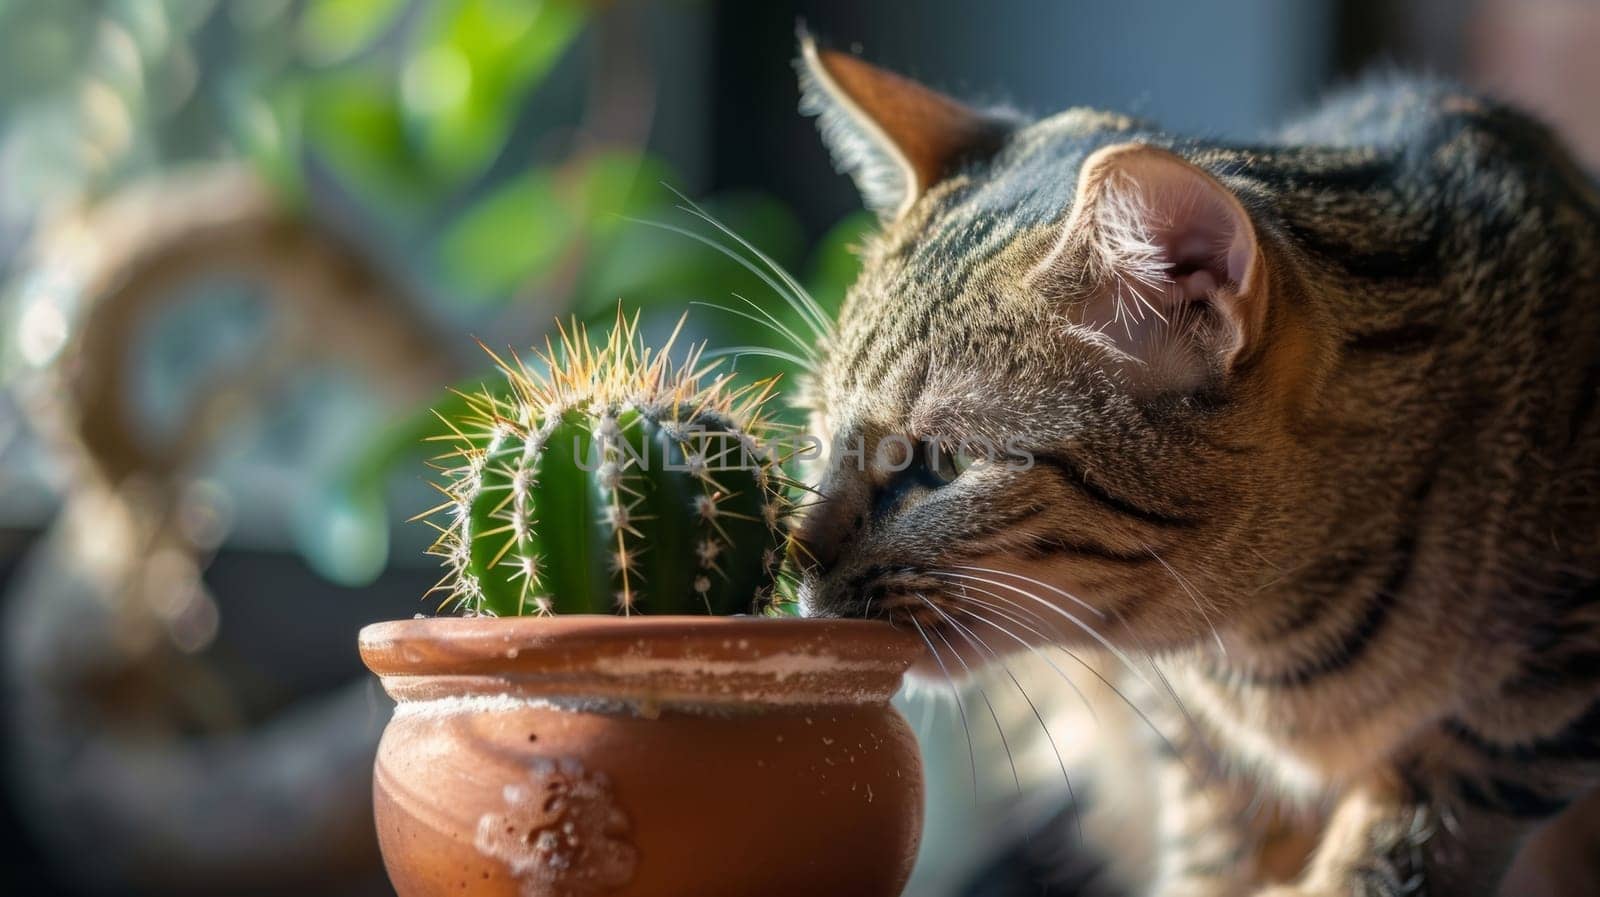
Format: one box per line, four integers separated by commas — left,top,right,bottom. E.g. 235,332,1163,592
1252,762,1584,897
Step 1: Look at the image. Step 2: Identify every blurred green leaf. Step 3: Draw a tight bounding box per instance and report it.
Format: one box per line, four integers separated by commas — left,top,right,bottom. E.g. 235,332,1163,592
298,0,407,66
299,70,435,205
223,75,307,202
575,194,816,400
304,372,521,585
404,0,584,182
575,152,672,239
804,210,875,318
438,168,573,297
438,152,671,301
578,191,805,315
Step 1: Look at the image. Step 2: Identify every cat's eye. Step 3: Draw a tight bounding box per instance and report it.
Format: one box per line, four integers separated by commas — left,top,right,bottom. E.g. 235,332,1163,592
927,442,980,485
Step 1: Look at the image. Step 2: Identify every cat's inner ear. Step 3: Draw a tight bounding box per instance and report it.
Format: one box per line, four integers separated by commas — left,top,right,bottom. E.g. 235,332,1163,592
1036,142,1266,386
796,33,1011,220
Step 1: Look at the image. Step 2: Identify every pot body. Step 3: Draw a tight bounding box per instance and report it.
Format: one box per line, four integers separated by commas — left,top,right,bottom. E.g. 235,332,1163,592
360,616,925,897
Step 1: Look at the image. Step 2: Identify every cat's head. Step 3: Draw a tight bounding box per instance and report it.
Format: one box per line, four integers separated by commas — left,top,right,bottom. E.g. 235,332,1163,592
791,36,1323,657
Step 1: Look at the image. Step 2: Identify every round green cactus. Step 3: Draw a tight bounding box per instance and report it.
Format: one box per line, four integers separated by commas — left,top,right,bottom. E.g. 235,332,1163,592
427,314,793,616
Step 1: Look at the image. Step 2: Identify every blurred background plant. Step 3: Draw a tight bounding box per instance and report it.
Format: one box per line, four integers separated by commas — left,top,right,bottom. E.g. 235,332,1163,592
0,2,865,895
0,1,1595,896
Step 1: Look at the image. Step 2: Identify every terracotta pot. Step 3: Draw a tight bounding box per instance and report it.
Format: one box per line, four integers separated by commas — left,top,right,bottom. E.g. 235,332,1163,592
359,616,926,897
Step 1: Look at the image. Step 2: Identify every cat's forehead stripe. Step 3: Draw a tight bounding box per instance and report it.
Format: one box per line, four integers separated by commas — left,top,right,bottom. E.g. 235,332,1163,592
827,125,1128,399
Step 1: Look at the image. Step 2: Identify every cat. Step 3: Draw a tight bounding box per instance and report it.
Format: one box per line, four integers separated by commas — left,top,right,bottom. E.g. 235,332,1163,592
789,32,1600,897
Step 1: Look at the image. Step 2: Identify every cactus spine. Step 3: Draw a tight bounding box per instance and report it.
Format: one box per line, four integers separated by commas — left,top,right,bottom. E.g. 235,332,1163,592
428,314,792,616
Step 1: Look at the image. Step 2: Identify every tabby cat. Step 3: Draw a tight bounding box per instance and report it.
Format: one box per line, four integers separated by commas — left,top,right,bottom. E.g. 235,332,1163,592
790,33,1600,897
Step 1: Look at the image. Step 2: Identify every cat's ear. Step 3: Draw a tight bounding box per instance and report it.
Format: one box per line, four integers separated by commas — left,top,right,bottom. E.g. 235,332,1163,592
1033,142,1266,383
796,31,1012,220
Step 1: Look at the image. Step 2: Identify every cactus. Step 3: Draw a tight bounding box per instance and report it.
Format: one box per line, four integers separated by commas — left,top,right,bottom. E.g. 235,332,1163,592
427,314,793,617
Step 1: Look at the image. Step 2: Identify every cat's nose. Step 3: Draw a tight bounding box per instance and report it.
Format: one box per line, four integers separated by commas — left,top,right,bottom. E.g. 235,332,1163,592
793,498,850,576
796,460,944,577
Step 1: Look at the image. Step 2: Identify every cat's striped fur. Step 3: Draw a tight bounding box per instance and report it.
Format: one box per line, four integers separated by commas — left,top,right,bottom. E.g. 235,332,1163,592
792,35,1600,897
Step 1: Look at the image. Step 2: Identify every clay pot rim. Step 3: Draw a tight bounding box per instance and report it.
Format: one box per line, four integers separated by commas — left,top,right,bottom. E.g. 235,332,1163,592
360,615,927,708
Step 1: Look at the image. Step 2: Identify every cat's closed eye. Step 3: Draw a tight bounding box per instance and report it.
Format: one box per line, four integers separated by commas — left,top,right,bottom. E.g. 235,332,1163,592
927,441,981,485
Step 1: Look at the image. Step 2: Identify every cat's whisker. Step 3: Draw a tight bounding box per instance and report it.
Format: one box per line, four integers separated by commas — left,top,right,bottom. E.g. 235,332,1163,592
623,216,828,355
934,572,1212,776
943,576,1056,633
930,580,1100,723
910,680,936,741
1143,544,1226,656
931,570,1158,697
948,564,1105,618
767,479,828,503
919,595,1022,796
946,588,1193,771
934,571,1137,677
1095,594,1225,779
690,298,816,360
926,593,1087,845
909,615,979,805
703,345,814,371
934,579,1101,721
660,185,835,338
778,494,829,516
